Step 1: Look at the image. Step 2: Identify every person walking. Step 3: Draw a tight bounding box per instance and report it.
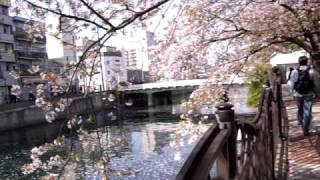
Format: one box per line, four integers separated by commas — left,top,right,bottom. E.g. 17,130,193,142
288,56,317,136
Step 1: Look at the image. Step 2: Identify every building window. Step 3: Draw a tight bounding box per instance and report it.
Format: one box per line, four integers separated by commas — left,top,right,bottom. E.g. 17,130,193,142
4,45,9,52
107,71,110,75
3,25,11,34
4,44,11,53
115,59,120,63
2,7,8,16
6,63,10,71
0,67,3,79
0,43,12,53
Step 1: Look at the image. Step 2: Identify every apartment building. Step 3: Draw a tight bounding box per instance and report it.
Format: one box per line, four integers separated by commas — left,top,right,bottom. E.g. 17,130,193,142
102,46,127,90
13,17,47,79
13,16,48,99
0,0,17,104
123,29,156,71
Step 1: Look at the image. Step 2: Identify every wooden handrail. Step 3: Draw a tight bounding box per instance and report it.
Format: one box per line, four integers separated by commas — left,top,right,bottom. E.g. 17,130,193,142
176,126,230,180
176,69,288,180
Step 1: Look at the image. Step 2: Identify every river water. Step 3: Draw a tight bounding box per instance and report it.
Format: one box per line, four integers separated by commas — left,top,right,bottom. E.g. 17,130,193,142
0,118,211,179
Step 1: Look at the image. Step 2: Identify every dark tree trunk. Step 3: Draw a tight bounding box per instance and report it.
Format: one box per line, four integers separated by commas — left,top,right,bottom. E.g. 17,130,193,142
311,52,320,71
310,52,320,96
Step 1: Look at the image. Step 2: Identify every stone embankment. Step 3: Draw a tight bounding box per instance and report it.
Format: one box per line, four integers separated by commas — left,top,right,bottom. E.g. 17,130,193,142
0,95,107,132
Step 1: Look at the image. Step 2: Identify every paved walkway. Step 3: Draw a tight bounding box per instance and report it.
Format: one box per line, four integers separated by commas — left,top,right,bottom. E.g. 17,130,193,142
287,101,320,180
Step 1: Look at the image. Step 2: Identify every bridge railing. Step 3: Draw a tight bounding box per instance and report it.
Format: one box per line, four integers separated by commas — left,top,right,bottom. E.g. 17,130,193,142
176,68,288,180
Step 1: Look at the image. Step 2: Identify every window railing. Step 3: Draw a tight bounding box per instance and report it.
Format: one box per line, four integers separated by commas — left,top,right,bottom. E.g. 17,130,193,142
14,33,46,42
16,51,47,59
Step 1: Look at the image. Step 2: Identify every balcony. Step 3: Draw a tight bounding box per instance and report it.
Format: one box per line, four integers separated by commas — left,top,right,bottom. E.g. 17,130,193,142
16,51,47,60
14,31,46,43
20,70,40,77
21,76,46,85
15,45,46,53
0,0,10,6
0,33,14,43
0,52,15,62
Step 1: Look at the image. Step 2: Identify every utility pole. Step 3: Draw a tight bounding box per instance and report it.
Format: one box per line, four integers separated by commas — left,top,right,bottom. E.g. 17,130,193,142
95,27,105,91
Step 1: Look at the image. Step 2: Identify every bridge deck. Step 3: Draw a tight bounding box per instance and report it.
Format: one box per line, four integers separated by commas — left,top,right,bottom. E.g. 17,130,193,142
287,101,320,180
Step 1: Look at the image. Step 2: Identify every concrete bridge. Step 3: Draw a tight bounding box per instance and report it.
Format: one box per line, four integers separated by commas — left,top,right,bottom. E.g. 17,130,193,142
0,79,252,131
121,79,252,117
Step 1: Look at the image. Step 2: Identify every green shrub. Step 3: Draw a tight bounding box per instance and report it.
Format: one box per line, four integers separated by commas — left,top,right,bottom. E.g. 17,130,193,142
246,63,272,107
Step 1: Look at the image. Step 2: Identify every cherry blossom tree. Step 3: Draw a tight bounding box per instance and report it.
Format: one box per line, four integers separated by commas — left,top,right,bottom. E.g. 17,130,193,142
153,0,320,108
10,0,172,178
12,0,320,178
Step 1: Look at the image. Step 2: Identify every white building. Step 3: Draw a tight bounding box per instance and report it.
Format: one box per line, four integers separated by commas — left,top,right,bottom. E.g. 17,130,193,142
270,51,307,83
102,47,127,90
78,46,127,92
122,28,156,71
46,16,77,64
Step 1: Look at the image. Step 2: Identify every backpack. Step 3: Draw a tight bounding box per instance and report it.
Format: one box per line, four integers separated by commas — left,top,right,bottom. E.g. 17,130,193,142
294,66,314,94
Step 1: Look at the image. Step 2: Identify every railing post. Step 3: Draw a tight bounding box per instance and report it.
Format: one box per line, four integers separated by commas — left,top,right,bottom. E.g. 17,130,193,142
215,102,237,180
270,67,283,139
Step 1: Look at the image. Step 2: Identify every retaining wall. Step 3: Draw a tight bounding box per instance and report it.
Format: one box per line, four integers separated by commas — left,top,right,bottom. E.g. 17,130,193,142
0,95,105,132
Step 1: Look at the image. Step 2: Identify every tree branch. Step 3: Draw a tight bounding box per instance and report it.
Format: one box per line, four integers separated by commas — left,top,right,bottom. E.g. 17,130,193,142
23,0,109,31
282,36,312,52
206,30,248,43
115,0,170,30
79,0,115,29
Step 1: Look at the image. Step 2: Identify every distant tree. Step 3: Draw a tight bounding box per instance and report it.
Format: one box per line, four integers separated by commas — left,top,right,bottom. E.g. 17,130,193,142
246,63,272,107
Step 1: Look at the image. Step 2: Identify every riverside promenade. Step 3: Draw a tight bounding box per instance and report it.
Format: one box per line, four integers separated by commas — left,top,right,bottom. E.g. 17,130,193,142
287,101,320,180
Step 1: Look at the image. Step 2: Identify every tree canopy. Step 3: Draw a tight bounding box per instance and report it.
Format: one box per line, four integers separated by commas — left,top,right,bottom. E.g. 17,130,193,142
151,0,320,107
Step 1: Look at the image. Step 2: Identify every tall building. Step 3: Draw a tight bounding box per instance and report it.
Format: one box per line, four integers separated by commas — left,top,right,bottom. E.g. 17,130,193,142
0,0,49,104
77,39,102,93
13,16,47,90
78,46,127,92
123,29,156,71
46,17,80,93
0,0,17,104
46,16,77,64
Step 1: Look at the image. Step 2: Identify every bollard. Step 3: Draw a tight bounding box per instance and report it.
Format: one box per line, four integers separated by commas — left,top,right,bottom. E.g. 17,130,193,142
215,102,237,179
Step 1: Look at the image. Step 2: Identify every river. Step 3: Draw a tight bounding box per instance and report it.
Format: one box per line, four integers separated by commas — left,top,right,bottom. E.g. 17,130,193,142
0,117,211,179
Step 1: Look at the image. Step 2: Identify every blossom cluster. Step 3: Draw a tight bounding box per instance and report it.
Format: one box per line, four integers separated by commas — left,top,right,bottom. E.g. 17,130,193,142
21,136,65,176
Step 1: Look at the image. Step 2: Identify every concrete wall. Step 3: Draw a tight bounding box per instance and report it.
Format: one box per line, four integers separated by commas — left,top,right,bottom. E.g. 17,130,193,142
0,94,106,132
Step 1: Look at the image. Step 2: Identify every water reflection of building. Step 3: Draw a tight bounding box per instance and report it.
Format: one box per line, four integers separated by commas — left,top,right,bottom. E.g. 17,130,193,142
142,124,156,156
130,123,156,157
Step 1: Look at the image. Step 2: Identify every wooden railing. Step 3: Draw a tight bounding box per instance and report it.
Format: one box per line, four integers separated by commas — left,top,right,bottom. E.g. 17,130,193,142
176,68,288,180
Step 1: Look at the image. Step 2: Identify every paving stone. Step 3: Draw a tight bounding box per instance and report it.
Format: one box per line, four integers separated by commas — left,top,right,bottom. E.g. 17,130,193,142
287,101,320,180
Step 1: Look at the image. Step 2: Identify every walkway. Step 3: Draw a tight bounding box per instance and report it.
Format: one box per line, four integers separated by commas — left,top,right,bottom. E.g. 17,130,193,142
287,101,320,180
